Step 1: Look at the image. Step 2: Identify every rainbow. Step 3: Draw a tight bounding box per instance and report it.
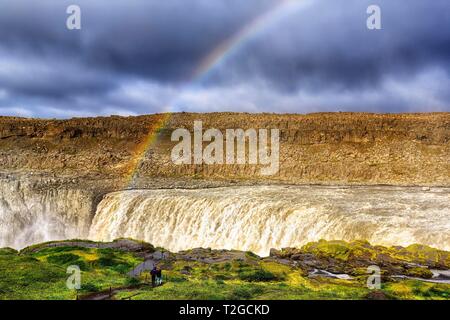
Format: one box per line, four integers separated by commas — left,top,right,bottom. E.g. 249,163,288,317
123,113,172,187
123,0,309,187
192,0,307,82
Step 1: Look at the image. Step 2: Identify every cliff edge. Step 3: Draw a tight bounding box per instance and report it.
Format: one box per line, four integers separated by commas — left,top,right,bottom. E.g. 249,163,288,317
0,112,448,187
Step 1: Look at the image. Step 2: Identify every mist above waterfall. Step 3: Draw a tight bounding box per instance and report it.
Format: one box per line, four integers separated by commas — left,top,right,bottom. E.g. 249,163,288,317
0,178,95,249
88,186,450,256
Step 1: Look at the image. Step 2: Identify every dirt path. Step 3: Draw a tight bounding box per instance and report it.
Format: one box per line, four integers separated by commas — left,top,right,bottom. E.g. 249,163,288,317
80,251,167,300
128,250,168,277
128,258,156,278
79,284,148,300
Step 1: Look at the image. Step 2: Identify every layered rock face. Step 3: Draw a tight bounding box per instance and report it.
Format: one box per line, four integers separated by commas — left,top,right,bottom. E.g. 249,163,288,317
0,112,448,186
0,112,449,251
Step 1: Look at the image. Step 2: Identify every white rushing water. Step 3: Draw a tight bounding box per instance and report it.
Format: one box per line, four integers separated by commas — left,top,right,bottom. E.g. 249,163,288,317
89,185,450,256
0,179,94,249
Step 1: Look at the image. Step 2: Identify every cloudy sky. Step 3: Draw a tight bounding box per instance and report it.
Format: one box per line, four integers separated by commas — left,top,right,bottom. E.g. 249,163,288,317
0,0,449,118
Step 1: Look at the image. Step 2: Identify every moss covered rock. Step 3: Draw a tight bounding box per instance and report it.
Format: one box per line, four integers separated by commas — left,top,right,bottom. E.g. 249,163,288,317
270,240,449,279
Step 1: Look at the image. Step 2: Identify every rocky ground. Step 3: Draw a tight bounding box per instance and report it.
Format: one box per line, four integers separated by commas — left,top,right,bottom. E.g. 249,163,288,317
1,239,449,300
269,240,450,279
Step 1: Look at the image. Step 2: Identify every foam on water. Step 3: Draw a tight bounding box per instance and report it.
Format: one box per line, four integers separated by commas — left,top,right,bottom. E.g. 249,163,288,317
88,185,450,256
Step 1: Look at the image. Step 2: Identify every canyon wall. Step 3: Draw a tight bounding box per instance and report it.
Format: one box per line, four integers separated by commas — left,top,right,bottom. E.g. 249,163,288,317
0,112,449,186
0,112,449,251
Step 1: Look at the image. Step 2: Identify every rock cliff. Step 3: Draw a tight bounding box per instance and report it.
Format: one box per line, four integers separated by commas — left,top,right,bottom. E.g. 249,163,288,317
0,112,448,186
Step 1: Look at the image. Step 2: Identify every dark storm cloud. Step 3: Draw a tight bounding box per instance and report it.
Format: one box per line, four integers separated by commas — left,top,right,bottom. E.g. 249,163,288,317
0,0,449,117
0,0,274,81
209,0,450,91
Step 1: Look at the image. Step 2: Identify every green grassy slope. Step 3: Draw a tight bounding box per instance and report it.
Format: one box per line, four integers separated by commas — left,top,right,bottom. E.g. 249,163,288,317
0,241,449,300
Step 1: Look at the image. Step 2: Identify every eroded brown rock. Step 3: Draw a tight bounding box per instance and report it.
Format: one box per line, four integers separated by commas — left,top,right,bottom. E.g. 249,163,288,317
0,112,448,186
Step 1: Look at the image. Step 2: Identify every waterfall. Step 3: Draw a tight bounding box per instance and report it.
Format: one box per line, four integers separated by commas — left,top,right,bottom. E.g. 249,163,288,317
89,186,450,256
0,178,95,249
1,177,448,255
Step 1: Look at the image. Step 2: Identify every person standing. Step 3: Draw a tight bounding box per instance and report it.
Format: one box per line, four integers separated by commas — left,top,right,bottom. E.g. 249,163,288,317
156,268,163,286
150,266,157,287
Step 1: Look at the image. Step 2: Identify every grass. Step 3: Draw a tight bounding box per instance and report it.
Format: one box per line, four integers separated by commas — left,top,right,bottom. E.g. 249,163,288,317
115,280,366,300
0,245,142,300
383,280,450,300
115,261,368,300
0,241,449,300
300,239,450,268
116,256,449,300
